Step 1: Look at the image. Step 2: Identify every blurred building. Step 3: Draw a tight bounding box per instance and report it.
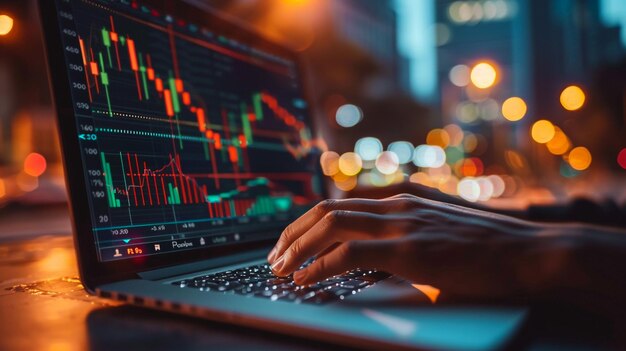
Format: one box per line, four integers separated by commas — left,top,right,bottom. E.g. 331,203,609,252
435,0,624,179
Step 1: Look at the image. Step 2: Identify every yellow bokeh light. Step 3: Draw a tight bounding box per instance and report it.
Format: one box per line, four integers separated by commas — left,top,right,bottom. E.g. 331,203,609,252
531,119,555,144
501,97,527,121
470,62,497,89
546,127,571,155
0,15,13,36
338,152,362,176
560,85,585,111
568,146,592,171
426,128,450,148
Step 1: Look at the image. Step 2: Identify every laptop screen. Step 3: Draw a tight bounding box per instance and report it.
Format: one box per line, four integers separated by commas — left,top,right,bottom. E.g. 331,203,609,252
51,0,322,262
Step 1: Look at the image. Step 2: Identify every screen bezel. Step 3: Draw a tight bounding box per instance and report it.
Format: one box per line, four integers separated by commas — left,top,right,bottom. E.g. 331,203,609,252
38,0,324,291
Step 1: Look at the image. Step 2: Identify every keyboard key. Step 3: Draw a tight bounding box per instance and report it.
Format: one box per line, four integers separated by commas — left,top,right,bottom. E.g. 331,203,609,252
172,264,389,304
340,280,369,289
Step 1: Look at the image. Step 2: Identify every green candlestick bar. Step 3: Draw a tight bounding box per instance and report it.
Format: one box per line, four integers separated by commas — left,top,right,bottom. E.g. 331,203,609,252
98,52,113,117
167,183,181,205
252,92,264,121
100,153,121,208
101,27,113,68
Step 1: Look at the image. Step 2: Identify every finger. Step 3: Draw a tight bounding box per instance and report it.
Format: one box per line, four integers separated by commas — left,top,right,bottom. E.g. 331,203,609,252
316,242,341,260
273,211,417,276
269,197,419,263
292,240,399,285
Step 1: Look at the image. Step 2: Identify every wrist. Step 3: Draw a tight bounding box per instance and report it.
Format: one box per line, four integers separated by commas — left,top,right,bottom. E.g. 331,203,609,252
513,224,584,295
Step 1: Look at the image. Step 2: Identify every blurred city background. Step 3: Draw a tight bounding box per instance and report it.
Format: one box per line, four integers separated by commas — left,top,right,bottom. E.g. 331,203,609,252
1,0,626,212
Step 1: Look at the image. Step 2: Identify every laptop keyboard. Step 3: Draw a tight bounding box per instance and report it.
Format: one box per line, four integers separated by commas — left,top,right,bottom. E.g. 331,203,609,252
172,263,390,304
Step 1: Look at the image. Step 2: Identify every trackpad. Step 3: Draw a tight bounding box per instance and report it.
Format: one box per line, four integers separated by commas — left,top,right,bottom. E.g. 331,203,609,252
343,276,433,307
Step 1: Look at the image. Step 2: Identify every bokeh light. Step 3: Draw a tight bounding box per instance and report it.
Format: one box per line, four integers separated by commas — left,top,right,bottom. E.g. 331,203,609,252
388,141,414,164
567,146,592,171
455,101,480,123
448,1,511,24
449,64,470,87
409,172,435,187
501,175,518,197
546,127,571,155
470,62,497,89
413,145,446,168
368,169,403,187
16,173,39,192
0,15,13,36
335,104,362,128
479,99,500,121
426,128,450,148
476,177,494,201
458,157,484,177
338,152,362,176
504,150,527,171
560,85,585,111
501,97,527,121
427,164,452,182
445,146,464,165
463,133,478,153
560,161,580,178
334,175,358,192
531,119,555,144
437,176,459,195
354,137,382,161
618,148,626,170
24,153,47,177
320,151,340,176
457,178,481,202
487,175,505,198
443,124,464,146
375,151,400,175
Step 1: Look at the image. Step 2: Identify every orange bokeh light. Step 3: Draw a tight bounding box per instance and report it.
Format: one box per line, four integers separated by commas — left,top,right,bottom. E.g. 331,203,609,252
426,128,450,148
24,153,47,177
567,146,592,171
560,85,585,111
546,127,571,155
0,15,13,36
501,97,527,121
531,119,555,144
458,158,483,177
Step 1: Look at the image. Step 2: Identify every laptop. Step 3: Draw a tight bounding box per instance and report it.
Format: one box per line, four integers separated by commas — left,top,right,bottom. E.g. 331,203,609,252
39,0,527,349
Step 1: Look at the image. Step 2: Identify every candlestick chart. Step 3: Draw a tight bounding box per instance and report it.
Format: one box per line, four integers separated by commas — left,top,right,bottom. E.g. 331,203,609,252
56,0,323,260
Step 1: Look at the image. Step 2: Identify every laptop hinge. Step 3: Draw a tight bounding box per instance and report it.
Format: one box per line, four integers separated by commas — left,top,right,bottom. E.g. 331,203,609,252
138,248,268,281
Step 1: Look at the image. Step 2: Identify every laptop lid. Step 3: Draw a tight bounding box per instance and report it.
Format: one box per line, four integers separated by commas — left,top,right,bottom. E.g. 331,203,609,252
39,0,324,291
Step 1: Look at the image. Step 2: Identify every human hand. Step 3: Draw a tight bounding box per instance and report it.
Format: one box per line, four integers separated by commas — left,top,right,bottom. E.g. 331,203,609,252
268,194,577,299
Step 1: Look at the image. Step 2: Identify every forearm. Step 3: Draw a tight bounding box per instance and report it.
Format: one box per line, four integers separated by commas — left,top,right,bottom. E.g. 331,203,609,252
347,182,527,217
534,224,626,313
